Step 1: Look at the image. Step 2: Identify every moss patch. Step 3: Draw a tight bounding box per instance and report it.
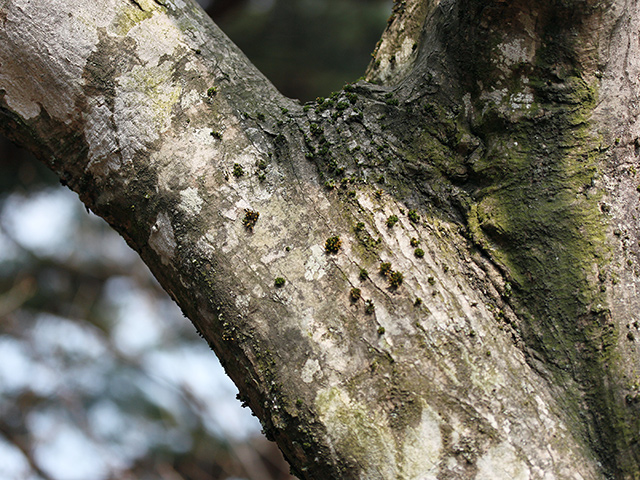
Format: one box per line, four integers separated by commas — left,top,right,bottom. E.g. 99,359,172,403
467,70,640,474
469,75,607,354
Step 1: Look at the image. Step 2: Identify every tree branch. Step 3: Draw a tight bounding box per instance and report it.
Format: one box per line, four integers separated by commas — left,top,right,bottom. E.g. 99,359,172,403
1,0,640,478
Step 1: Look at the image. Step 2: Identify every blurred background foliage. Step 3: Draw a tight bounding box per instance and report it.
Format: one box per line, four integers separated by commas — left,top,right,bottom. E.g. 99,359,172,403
0,1,390,479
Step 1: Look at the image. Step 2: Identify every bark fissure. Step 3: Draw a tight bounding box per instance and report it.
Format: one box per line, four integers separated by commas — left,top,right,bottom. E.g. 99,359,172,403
128,0,144,10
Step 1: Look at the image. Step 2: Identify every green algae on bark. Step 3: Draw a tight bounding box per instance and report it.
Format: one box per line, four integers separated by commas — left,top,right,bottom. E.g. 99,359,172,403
465,70,640,474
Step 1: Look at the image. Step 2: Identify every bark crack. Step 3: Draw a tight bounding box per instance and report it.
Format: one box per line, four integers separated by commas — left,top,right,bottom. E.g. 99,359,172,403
128,0,165,11
128,0,144,10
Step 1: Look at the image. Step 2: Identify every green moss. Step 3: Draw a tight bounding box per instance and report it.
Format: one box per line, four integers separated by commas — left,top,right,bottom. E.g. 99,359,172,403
256,159,268,170
359,268,369,281
466,69,640,473
414,248,425,258
350,288,361,302
233,163,244,177
325,236,342,254
242,210,259,231
468,77,608,358
385,92,399,106
114,6,153,35
388,271,404,289
274,277,286,288
379,262,392,276
310,123,323,136
386,215,399,228
365,299,375,315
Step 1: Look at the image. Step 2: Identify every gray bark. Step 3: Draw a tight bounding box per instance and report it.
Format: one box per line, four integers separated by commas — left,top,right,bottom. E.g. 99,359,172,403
1,0,639,478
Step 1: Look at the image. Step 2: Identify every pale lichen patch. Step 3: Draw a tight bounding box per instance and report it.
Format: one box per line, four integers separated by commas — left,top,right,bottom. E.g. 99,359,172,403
533,394,560,433
480,88,508,109
178,187,203,216
496,38,534,69
400,403,443,479
153,130,220,191
316,386,397,479
149,212,176,265
1,88,41,120
480,85,535,119
235,199,252,211
261,249,286,265
114,62,182,162
251,284,265,298
214,226,238,255
475,443,531,480
304,245,327,281
221,207,239,221
509,90,534,111
126,13,185,67
181,89,203,110
397,36,417,67
301,358,321,384
165,0,187,8
356,190,376,212
235,294,250,312
372,303,397,337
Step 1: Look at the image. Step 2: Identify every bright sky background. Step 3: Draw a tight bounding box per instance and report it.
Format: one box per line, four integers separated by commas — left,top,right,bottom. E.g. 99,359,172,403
0,187,261,480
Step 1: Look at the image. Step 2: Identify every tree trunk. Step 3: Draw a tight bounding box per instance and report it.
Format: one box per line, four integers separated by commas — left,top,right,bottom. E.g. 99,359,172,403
1,0,639,478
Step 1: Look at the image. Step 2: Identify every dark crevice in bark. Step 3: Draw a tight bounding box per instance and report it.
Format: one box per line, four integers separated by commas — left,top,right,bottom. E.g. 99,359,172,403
128,0,144,11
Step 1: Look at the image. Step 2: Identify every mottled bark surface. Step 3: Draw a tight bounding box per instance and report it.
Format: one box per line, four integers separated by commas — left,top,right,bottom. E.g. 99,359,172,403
1,0,639,478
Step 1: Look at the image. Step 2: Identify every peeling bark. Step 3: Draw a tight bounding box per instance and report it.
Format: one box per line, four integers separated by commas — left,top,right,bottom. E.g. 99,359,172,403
1,0,640,478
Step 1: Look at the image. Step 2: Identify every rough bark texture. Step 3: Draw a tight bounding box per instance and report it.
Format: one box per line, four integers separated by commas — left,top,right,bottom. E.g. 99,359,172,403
1,0,640,478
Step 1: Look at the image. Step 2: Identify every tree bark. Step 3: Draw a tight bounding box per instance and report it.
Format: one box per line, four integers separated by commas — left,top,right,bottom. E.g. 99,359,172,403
1,0,639,478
